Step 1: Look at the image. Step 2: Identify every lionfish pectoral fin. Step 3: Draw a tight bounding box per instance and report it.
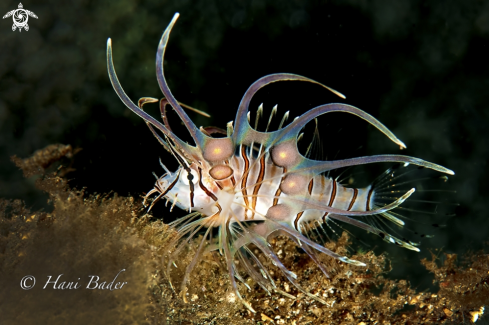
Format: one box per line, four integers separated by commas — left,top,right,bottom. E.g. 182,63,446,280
242,244,278,289
277,103,406,150
329,214,420,252
233,270,252,291
229,224,318,303
155,13,211,150
106,38,197,157
232,73,345,146
273,288,297,300
233,220,363,304
236,248,274,294
219,229,256,313
249,231,327,302
301,244,330,278
268,219,366,266
179,224,214,299
378,211,405,227
106,39,168,133
295,154,454,176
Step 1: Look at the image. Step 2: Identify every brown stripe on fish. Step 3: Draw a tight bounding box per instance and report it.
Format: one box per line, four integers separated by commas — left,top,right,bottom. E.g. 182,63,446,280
226,159,237,187
251,154,266,219
294,211,304,230
366,186,374,211
273,167,287,206
240,145,250,219
198,167,217,201
347,188,358,211
322,179,337,223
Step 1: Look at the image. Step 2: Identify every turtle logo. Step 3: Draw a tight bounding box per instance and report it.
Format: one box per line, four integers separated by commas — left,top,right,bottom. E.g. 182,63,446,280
2,3,38,32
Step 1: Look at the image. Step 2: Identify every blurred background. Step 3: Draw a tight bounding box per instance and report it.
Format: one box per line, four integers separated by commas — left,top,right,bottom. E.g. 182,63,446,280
1,0,488,296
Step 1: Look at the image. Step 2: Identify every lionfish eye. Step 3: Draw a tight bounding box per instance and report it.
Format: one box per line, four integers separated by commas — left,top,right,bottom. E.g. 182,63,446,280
181,169,199,185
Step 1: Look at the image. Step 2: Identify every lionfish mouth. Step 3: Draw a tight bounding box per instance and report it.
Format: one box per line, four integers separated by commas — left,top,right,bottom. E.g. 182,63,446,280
106,13,455,312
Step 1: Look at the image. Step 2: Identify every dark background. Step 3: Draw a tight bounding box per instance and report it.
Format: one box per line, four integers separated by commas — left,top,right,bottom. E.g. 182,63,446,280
1,0,488,296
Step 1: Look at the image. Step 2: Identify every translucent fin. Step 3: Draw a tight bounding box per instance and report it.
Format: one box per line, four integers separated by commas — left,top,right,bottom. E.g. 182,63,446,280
329,214,420,251
295,154,454,176
233,74,344,144
107,38,198,158
279,103,406,149
155,13,208,149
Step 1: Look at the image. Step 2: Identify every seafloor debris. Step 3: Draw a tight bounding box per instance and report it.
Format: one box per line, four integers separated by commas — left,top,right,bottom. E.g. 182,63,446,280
0,145,487,324
11,143,79,177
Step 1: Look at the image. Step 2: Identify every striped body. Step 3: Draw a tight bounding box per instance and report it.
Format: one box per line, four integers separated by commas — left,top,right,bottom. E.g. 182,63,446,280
230,145,374,229
159,145,374,233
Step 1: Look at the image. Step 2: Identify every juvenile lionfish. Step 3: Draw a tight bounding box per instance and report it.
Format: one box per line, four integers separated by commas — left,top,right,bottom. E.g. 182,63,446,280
107,13,454,311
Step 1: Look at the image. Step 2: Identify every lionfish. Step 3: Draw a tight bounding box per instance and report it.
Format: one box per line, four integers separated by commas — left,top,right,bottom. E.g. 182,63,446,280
106,13,454,311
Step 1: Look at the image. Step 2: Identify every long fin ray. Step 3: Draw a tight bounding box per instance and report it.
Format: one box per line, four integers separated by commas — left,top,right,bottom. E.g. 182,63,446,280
277,103,406,149
232,74,344,145
294,154,455,175
155,13,209,150
107,38,197,157
328,214,420,251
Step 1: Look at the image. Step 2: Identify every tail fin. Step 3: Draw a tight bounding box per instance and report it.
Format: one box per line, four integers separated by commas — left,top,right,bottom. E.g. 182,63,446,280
353,163,456,250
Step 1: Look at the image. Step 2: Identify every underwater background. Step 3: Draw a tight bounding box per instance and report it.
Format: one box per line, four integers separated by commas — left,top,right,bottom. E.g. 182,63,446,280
1,0,488,324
